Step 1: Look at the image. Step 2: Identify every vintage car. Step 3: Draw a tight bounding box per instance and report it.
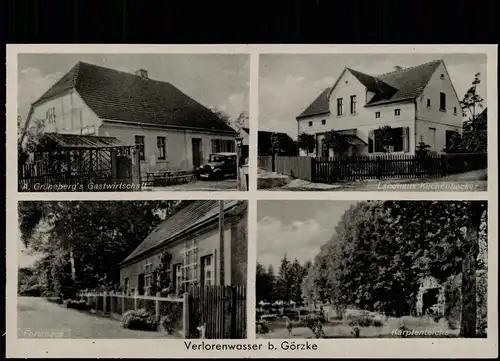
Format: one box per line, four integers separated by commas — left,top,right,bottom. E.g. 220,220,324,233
195,152,238,180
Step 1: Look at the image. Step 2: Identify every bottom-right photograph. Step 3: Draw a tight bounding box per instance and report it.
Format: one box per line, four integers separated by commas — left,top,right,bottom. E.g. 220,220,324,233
256,200,488,339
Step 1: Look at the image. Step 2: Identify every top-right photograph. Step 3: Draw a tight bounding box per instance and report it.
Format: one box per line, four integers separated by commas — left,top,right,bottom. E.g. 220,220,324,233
258,53,488,192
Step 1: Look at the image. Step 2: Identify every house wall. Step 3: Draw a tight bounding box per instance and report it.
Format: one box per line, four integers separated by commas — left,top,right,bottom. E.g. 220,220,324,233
297,70,417,155
415,62,463,152
99,122,236,174
28,90,102,135
119,210,247,293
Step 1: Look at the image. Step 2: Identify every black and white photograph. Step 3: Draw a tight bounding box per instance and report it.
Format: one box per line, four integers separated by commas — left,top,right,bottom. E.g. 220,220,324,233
256,200,488,338
17,200,248,339
17,54,250,192
258,54,488,191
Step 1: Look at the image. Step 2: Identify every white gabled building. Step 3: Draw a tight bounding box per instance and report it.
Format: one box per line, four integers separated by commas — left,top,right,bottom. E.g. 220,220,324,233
296,59,463,157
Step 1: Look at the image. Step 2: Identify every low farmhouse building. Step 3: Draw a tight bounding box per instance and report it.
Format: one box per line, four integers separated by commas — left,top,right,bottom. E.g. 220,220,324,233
296,60,463,157
24,61,238,176
119,200,248,296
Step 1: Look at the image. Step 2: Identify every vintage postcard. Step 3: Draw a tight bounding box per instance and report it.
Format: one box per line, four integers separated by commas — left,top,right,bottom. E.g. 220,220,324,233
17,53,250,192
5,44,498,359
258,53,489,192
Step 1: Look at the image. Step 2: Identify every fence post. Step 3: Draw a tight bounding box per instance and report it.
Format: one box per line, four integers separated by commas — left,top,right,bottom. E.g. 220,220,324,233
310,157,316,182
182,292,190,339
134,289,138,310
121,291,125,314
155,292,160,324
103,291,107,313
271,152,276,172
441,154,447,176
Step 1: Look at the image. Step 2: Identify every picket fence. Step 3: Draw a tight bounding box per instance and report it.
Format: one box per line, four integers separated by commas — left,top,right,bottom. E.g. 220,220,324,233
78,285,246,339
258,152,487,183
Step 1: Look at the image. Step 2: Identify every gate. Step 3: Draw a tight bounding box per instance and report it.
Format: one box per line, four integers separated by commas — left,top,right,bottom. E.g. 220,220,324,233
188,285,246,339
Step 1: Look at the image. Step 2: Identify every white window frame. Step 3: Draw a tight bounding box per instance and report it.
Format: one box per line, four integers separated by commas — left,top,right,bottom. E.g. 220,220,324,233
202,254,214,286
144,261,153,296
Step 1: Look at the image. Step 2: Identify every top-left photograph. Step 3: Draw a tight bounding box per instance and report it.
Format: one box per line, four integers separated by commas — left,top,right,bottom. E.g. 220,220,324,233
17,53,250,192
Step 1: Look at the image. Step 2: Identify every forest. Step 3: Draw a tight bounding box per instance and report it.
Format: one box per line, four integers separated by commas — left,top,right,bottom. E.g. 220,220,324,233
256,201,488,338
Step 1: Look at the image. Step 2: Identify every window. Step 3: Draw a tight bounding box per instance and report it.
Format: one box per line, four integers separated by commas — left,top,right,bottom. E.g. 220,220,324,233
81,126,96,135
369,127,408,153
308,121,313,127
394,109,401,116
211,139,235,153
173,264,182,292
157,137,166,160
440,92,446,111
337,98,344,116
454,107,457,115
181,242,199,290
375,112,381,119
45,107,56,124
440,74,445,80
144,262,153,296
321,119,326,125
201,255,214,286
135,135,145,161
350,95,357,114
427,98,431,107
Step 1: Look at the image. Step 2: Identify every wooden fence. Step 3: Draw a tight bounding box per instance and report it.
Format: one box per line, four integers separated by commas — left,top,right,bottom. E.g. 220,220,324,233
78,291,186,336
187,285,246,339
259,153,487,183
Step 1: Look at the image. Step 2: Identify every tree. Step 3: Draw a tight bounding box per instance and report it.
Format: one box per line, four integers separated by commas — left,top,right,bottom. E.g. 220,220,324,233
322,130,349,156
18,201,184,296
235,111,248,131
289,259,306,305
211,107,232,127
297,133,316,154
461,73,484,122
415,139,432,158
256,262,275,303
448,73,487,153
155,251,173,296
375,126,397,152
275,254,292,303
18,114,46,167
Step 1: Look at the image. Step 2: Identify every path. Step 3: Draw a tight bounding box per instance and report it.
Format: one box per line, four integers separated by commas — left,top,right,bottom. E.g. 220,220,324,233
259,168,487,192
17,297,175,339
145,179,238,191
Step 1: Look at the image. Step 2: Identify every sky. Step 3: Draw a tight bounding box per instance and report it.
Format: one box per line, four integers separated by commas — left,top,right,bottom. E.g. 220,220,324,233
17,53,249,125
259,53,488,138
257,200,356,270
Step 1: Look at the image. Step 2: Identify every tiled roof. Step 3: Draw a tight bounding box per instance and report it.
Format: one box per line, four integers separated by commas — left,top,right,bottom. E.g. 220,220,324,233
42,133,132,149
296,87,332,119
121,200,241,264
33,61,237,134
296,60,443,118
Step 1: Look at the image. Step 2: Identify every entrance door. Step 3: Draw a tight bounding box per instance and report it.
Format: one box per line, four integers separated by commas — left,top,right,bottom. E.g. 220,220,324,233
192,138,203,168
138,274,145,295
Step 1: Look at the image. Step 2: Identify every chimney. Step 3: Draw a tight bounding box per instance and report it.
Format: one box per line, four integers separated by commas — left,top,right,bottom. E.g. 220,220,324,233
135,69,148,79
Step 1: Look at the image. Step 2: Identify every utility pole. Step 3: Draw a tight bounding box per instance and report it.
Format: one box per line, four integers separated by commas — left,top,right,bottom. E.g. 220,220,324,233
219,200,225,285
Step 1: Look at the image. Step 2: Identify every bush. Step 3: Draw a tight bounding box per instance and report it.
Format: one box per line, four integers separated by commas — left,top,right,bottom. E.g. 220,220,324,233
346,311,383,327
256,321,269,334
159,315,174,334
66,299,91,310
121,309,158,331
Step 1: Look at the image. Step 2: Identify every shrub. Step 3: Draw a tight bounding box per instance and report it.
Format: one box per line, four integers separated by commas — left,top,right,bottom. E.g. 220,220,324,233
159,315,174,334
256,321,269,334
66,299,91,310
121,309,158,331
300,314,326,338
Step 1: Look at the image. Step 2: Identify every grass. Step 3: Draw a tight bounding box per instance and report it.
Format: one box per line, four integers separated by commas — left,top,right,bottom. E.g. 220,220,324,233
257,314,460,339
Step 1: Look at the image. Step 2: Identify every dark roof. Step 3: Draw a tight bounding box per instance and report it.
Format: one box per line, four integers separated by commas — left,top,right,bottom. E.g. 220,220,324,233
42,133,132,149
296,87,332,119
122,200,241,264
33,62,237,134
297,60,443,118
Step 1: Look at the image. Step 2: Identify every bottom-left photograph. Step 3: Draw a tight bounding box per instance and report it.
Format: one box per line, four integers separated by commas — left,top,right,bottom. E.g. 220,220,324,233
17,199,248,340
